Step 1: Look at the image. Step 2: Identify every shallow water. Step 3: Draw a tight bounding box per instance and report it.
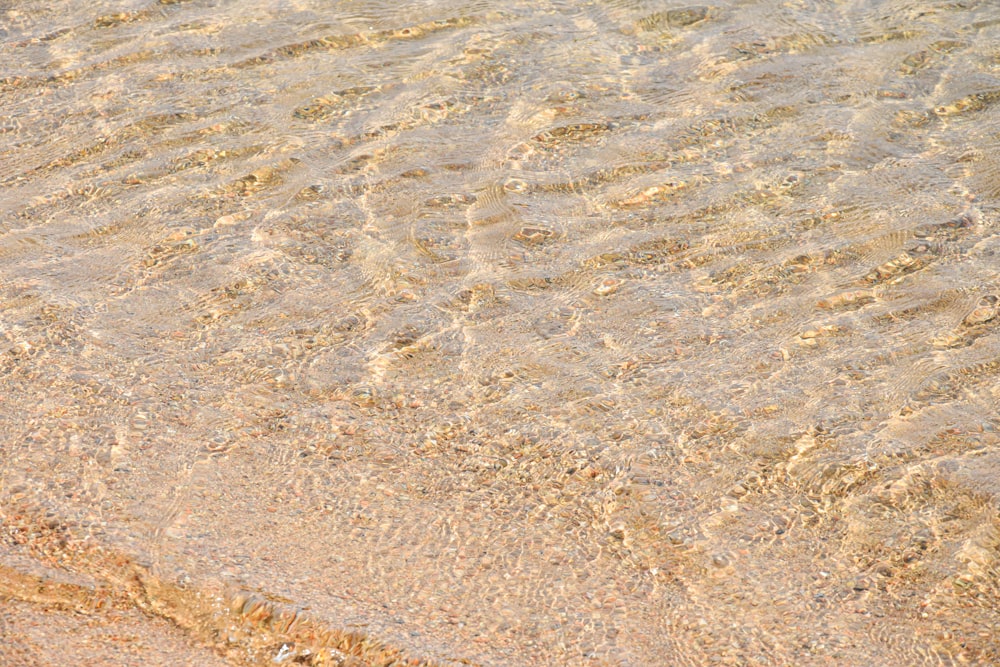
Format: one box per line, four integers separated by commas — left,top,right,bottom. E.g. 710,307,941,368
2,1,1000,665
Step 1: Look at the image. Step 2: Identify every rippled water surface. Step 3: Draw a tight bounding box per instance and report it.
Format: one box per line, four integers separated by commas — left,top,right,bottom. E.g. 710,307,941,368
3,1,1000,665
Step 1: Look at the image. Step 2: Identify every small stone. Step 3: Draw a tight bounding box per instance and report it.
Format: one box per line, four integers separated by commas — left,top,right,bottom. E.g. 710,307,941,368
726,484,747,498
665,6,709,27
711,553,730,568
593,277,624,296
514,226,554,245
963,295,998,326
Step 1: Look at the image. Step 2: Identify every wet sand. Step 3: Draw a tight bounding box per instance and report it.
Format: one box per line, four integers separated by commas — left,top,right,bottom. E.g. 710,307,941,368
3,1,1000,665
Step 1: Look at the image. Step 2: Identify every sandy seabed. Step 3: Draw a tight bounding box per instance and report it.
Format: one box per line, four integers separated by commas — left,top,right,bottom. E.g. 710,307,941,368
3,1,1000,665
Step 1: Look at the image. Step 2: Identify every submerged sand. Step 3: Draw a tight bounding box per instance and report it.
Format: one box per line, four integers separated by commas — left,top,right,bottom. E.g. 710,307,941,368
2,1,1000,665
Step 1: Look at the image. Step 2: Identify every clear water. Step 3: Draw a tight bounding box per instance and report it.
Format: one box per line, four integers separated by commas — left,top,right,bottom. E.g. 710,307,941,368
2,1,1000,665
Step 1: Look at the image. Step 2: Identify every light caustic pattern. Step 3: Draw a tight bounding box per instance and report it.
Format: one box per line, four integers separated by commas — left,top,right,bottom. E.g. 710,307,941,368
2,0,1000,665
